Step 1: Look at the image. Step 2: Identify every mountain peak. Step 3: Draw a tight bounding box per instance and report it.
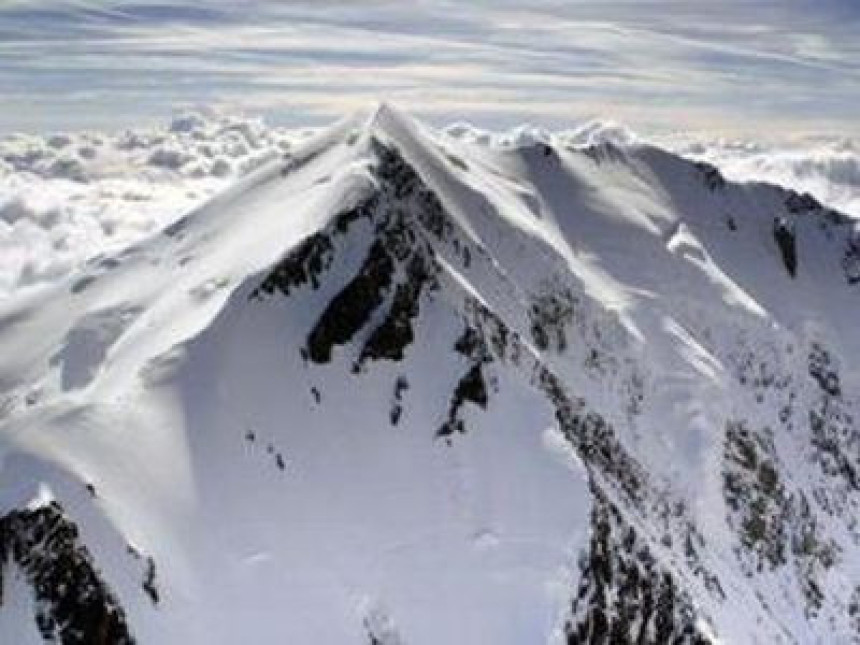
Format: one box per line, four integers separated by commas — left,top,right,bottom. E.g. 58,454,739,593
366,100,409,132
1,109,859,644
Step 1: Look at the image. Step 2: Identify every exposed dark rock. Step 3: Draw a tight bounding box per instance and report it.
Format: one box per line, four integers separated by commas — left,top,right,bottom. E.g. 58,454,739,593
251,198,376,300
394,375,409,401
803,343,860,512
142,557,159,606
536,368,725,610
459,296,651,512
723,420,837,613
462,299,523,366
280,147,325,177
253,233,335,298
454,326,484,359
438,364,488,437
389,376,409,426
809,398,860,492
529,286,576,352
773,217,797,278
71,276,96,295
455,364,488,408
163,215,190,238
360,255,432,363
849,586,860,634
785,191,822,215
566,488,711,645
723,421,787,569
306,240,395,363
694,161,726,191
730,344,790,395
844,236,860,285
389,405,402,426
260,137,467,370
537,366,644,505
438,319,499,438
0,502,135,644
444,151,469,172
808,343,841,397
372,140,447,238
581,142,627,166
256,138,477,374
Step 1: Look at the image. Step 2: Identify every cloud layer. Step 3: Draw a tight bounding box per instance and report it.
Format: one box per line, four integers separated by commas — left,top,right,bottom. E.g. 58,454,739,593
675,137,860,220
0,111,305,297
0,0,858,136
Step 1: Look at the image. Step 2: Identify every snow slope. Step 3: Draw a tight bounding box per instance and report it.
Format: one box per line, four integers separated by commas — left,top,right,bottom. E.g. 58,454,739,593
1,104,859,644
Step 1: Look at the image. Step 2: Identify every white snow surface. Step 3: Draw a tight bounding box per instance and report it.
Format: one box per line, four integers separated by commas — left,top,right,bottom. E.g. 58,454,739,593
0,104,859,643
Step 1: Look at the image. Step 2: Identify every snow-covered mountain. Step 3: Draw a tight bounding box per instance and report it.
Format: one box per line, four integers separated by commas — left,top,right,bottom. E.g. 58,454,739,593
1,104,859,644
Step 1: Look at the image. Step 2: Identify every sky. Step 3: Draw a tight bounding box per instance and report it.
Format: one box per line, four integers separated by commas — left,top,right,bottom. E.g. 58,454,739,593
0,0,858,137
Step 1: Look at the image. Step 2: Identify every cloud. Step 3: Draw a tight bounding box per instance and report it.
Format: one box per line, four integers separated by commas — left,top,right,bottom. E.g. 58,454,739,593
0,1,857,136
675,137,860,218
0,110,303,297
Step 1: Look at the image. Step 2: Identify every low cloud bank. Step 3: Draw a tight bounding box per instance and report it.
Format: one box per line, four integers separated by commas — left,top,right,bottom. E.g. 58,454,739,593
0,111,308,297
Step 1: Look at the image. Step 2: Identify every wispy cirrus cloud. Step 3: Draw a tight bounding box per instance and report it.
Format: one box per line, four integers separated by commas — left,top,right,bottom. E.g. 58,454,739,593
0,0,857,136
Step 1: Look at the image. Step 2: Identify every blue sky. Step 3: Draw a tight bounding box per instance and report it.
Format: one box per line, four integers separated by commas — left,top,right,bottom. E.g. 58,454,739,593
1,0,858,136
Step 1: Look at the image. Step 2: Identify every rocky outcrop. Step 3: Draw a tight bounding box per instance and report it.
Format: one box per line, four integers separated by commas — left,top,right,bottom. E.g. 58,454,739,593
773,217,798,278
566,489,711,645
0,502,134,644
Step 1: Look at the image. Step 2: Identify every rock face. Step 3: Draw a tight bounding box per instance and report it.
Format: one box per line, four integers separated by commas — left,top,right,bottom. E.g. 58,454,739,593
773,217,798,278
566,490,710,645
0,105,859,643
260,140,448,369
0,503,134,644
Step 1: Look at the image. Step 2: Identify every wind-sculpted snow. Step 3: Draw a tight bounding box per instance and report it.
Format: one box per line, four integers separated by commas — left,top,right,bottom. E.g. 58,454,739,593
1,105,860,643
